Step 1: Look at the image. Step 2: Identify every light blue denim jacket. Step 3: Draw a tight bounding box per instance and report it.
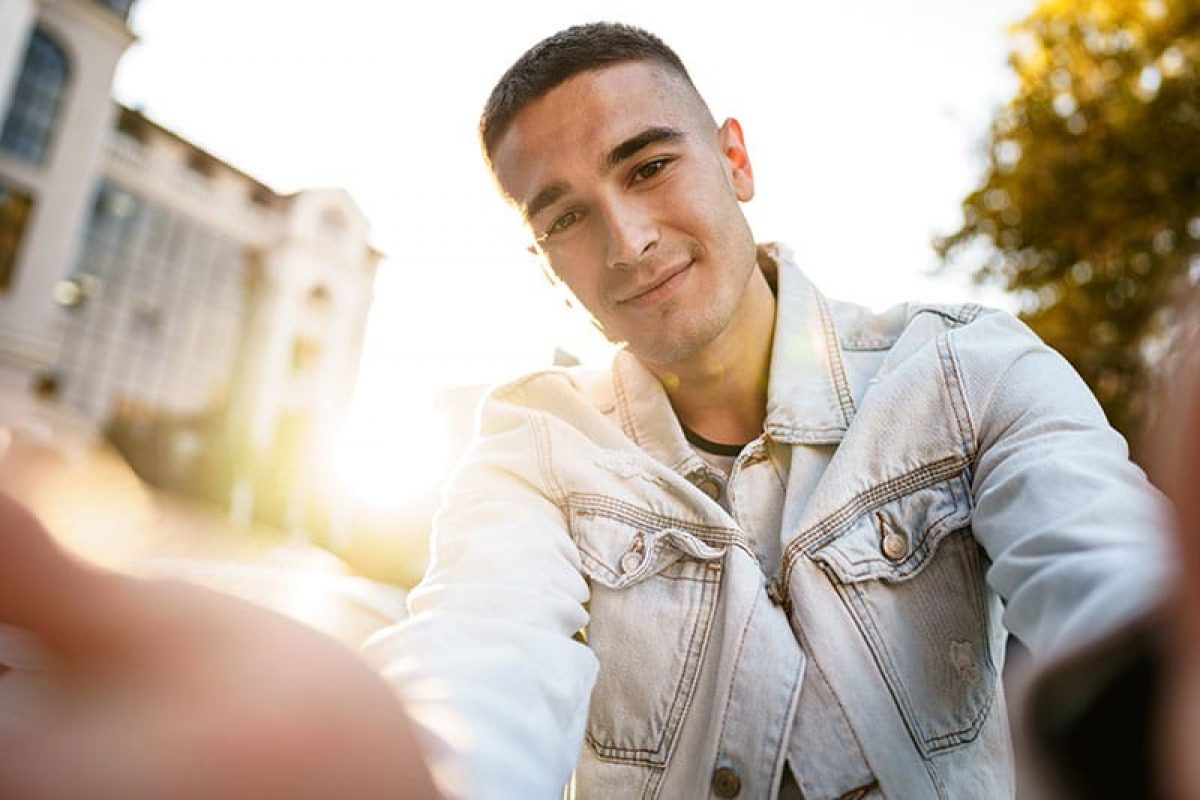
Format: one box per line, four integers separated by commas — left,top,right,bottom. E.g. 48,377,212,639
365,244,1168,799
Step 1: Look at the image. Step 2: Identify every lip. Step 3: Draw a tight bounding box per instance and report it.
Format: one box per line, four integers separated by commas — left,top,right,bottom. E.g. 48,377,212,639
618,260,694,307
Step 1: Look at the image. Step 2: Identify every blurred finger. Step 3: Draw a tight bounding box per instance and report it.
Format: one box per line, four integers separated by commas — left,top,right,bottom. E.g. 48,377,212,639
1157,360,1200,632
0,491,130,659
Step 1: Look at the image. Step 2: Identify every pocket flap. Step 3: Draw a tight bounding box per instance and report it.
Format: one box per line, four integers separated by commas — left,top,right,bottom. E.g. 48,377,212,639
570,507,726,590
811,478,971,584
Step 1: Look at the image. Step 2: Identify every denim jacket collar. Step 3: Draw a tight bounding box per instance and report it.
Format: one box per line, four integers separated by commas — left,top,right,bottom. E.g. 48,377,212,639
611,352,702,478
611,243,853,478
760,242,855,445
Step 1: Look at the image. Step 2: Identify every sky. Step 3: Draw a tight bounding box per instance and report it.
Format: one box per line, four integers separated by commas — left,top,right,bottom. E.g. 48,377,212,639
112,1,1035,502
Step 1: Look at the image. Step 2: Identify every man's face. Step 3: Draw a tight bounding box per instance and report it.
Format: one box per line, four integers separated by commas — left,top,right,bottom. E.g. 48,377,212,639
491,61,759,367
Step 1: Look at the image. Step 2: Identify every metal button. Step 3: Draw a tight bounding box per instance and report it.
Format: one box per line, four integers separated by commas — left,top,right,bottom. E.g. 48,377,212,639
698,477,722,501
712,766,742,798
881,531,908,561
619,532,646,575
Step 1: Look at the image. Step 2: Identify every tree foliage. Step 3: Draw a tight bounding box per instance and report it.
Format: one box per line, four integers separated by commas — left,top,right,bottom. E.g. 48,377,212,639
937,0,1200,450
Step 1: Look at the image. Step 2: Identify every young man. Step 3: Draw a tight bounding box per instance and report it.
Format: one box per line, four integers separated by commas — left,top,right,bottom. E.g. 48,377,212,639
0,21,1172,800
363,22,1169,799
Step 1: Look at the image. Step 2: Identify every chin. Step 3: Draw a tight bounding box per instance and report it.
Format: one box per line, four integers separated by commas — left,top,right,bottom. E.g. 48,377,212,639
623,317,726,367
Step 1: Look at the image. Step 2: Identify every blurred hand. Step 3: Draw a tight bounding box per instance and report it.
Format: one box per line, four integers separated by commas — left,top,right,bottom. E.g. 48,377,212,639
1157,356,1200,799
0,491,439,800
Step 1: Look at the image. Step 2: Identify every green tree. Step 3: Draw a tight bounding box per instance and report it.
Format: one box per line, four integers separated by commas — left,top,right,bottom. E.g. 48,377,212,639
937,0,1200,451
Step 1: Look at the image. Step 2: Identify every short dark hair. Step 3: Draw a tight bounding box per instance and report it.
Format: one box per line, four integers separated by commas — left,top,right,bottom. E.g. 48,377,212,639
480,22,700,166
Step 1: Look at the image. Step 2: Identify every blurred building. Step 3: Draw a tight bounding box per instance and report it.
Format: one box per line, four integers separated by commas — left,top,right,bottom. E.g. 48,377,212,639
0,0,382,534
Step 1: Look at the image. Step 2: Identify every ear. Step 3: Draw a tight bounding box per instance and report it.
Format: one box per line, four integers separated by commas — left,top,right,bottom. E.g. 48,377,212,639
718,118,755,202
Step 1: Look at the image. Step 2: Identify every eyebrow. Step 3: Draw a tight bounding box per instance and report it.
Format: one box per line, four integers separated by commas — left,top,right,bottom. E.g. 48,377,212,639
603,126,684,172
521,126,685,223
524,182,569,223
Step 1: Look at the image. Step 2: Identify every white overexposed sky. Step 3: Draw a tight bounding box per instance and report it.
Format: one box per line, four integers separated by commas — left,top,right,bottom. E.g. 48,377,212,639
113,1,1033,501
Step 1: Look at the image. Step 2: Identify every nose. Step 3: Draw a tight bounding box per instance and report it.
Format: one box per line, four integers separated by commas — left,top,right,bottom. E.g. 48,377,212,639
603,198,658,270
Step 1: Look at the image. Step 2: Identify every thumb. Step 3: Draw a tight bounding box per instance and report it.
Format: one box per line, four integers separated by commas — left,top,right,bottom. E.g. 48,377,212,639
0,491,128,659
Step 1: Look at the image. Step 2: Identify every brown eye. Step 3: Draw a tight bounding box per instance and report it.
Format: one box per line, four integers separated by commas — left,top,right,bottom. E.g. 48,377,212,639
545,210,579,238
633,158,670,182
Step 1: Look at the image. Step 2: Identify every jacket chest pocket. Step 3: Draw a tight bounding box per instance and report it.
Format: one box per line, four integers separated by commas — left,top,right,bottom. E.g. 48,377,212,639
570,502,727,767
809,475,995,756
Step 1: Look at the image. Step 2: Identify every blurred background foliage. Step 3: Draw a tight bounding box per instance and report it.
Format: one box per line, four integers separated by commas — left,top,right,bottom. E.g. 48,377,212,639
937,0,1200,455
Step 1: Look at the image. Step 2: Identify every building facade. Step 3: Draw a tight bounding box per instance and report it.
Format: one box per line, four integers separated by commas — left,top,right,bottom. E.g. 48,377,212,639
0,0,381,534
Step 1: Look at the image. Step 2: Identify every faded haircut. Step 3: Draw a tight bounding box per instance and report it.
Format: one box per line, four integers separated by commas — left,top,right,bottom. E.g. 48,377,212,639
479,22,704,167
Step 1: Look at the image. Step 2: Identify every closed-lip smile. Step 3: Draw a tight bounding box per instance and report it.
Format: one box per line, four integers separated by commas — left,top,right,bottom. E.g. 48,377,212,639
618,260,694,307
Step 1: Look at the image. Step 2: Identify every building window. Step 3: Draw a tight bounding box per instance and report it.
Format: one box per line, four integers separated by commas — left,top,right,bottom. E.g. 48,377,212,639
0,29,70,164
0,180,34,292
93,0,136,20
74,181,141,281
58,180,249,423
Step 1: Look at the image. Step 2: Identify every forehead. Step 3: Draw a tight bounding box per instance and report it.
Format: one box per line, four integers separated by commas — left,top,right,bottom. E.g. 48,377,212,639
491,61,710,205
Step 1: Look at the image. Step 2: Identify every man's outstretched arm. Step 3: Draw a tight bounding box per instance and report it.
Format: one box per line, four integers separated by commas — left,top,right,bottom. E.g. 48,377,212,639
957,311,1171,657
0,491,440,800
363,393,599,800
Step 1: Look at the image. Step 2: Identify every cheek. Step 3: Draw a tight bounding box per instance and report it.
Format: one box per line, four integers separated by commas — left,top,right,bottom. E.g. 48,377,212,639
669,172,745,238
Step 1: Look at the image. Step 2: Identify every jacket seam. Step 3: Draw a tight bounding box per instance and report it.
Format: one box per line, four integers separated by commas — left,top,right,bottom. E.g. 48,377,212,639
569,494,750,552
613,357,641,445
937,333,977,457
836,576,995,753
712,591,761,773
780,456,969,582
584,561,722,766
816,290,857,427
655,562,722,791
908,303,982,327
764,421,846,440
835,506,959,572
796,647,880,799
771,635,806,798
531,411,568,509
575,539,722,587
837,302,982,352
842,341,896,352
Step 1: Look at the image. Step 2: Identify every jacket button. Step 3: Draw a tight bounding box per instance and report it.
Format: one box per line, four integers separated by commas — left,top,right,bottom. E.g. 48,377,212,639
881,531,908,561
619,550,644,574
698,477,722,501
712,766,741,798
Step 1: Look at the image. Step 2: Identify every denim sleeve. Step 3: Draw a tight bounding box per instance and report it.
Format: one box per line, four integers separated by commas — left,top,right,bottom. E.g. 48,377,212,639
362,397,597,800
954,310,1171,659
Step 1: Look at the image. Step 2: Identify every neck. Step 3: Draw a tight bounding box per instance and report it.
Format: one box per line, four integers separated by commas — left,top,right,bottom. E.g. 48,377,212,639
643,266,776,446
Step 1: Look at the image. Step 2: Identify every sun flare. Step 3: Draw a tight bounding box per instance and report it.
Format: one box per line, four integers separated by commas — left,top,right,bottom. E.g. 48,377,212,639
332,399,450,509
